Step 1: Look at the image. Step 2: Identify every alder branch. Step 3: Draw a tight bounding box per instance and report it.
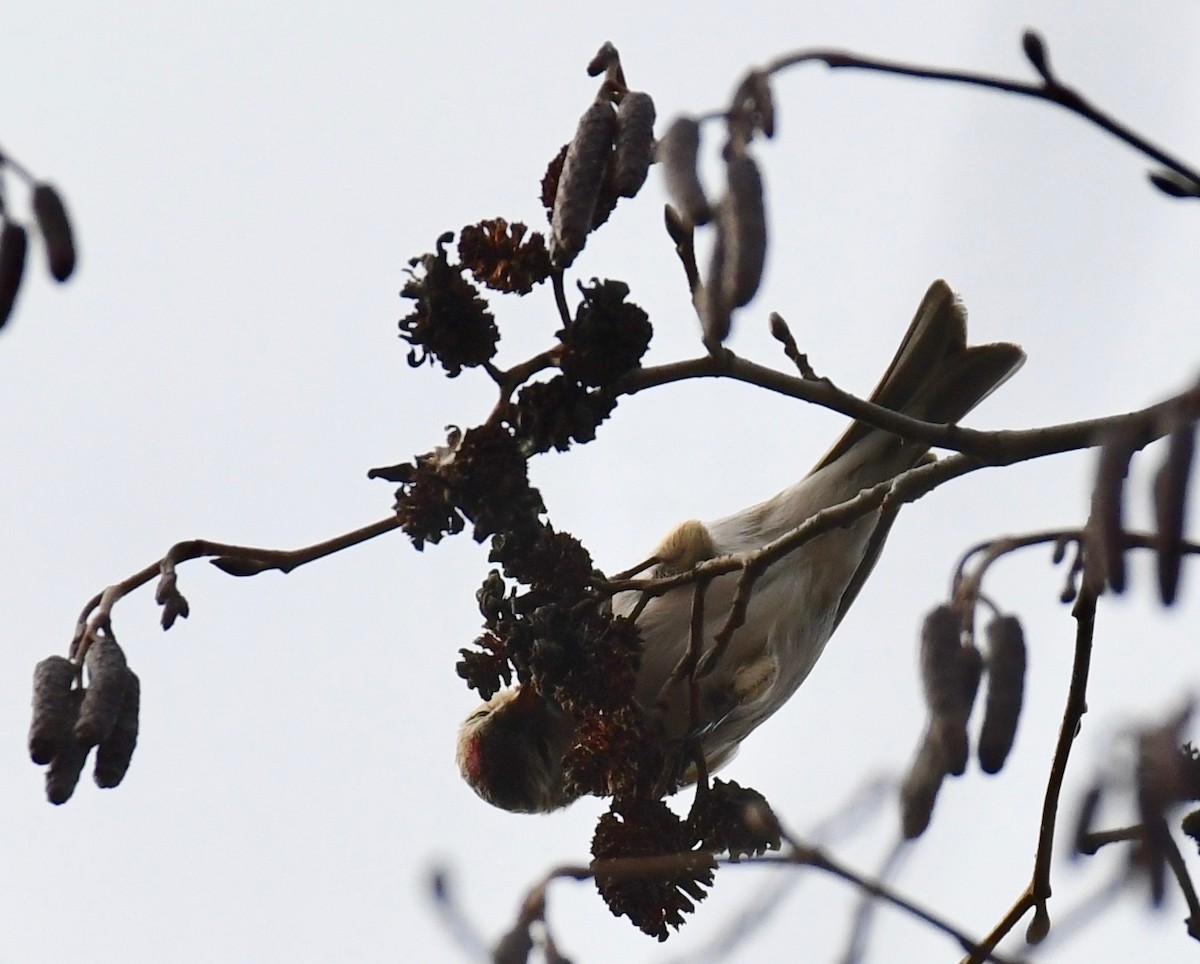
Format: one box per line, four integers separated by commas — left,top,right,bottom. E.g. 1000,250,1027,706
621,348,1192,466
758,35,1200,194
507,836,1024,964
963,585,1098,963
1076,823,1200,932
953,528,1200,610
70,515,403,663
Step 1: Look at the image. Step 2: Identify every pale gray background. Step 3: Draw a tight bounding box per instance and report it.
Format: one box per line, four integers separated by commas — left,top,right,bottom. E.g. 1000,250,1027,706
3,3,1200,961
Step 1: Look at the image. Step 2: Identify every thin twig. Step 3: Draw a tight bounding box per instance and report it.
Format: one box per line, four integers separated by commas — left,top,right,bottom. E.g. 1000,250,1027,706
1078,823,1200,933
953,528,1200,607
621,350,1180,465
551,269,571,329
521,839,1020,963
962,585,1098,962
759,44,1200,188
71,515,403,661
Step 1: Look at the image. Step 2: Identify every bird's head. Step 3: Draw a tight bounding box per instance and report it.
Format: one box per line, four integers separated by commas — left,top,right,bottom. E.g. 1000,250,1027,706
456,685,578,813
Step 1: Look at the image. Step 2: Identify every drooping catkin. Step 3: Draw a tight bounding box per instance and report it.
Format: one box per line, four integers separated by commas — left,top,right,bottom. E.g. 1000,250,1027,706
550,99,618,268
978,615,1027,774
719,152,766,309
1154,423,1195,605
1091,429,1137,593
76,634,130,747
919,605,964,717
95,668,140,789
32,183,76,281
900,732,946,839
0,220,28,329
657,117,711,226
613,91,656,198
918,606,981,776
701,151,767,348
29,655,77,765
936,645,982,776
45,689,88,805
701,210,731,346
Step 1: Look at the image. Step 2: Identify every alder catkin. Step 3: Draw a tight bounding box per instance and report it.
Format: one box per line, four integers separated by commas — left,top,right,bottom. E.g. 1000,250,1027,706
550,99,617,268
939,644,982,776
919,605,963,717
0,220,29,329
95,669,140,789
1154,423,1195,605
75,634,129,747
978,615,1027,774
613,91,656,198
45,690,88,805
701,209,731,346
1092,430,1136,593
721,153,766,309
29,655,77,765
32,183,76,282
900,733,946,839
657,117,711,226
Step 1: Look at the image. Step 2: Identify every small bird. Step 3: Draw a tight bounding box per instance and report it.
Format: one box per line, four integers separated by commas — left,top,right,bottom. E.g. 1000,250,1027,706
458,280,1024,812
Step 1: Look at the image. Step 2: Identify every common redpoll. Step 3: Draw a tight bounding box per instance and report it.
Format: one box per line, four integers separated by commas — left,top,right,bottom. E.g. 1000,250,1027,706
458,279,1024,811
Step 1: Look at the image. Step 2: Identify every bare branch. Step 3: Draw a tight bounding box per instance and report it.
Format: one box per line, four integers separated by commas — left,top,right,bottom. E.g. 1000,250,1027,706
71,516,403,662
963,585,1098,962
758,39,1200,191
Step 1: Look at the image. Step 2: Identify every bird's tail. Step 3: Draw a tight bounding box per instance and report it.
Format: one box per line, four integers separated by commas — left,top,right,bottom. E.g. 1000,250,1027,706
811,279,1025,478
810,279,1024,629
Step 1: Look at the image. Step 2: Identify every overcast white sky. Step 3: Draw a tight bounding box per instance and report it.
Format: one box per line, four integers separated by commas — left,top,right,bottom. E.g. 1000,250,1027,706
4,3,1200,962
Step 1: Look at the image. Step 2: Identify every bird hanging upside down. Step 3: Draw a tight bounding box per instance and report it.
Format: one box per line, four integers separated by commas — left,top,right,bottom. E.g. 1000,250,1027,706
458,280,1025,812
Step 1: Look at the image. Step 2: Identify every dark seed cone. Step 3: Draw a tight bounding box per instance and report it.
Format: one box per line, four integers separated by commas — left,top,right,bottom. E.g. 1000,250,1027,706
657,118,711,226
29,655,77,765
592,796,715,941
0,221,29,330
613,91,656,198
551,99,618,267
32,183,76,281
76,634,130,747
95,669,140,788
1154,423,1195,605
978,615,1027,774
